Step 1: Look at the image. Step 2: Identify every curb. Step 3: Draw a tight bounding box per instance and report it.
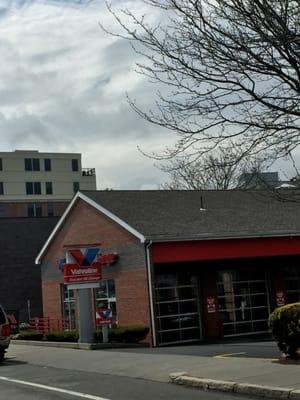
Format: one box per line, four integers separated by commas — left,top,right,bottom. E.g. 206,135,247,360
11,340,148,350
170,373,300,399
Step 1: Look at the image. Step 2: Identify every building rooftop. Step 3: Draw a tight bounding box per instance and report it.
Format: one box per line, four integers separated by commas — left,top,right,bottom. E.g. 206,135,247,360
81,189,300,241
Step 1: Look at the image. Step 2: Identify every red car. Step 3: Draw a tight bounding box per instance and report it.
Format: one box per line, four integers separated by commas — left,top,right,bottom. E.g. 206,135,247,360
0,305,10,363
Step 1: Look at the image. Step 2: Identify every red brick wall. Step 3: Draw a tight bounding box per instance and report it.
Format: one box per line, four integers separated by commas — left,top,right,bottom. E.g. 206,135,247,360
42,280,62,320
40,199,151,341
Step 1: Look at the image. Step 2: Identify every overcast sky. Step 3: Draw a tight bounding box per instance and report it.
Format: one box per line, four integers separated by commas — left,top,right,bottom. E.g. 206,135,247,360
0,0,298,189
0,0,177,189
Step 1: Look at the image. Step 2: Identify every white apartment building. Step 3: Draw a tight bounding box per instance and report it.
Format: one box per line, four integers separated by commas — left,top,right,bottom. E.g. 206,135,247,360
0,150,96,217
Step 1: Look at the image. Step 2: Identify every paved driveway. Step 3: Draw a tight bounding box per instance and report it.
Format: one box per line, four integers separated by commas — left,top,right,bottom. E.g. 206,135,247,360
107,340,281,359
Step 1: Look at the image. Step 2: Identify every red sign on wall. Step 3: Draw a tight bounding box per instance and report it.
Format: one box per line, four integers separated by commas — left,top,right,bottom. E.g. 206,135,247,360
96,308,113,326
207,297,216,313
64,263,102,284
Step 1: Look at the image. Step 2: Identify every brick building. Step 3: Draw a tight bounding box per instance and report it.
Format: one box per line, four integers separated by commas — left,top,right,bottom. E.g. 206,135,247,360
0,149,97,323
0,149,96,217
36,190,300,346
0,217,59,321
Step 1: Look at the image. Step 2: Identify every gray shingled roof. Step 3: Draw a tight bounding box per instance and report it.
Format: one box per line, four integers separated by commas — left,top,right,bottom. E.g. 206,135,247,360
81,190,300,241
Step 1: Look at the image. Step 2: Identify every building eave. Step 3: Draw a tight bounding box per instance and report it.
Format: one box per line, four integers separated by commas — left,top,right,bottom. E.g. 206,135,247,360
146,231,300,243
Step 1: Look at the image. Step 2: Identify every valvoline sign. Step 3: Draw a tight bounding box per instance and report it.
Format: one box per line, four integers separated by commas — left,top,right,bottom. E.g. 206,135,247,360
63,247,102,284
61,247,118,285
64,263,102,284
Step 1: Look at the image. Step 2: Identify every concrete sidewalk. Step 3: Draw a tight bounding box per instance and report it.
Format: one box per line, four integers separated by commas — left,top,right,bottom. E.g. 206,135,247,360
6,343,300,398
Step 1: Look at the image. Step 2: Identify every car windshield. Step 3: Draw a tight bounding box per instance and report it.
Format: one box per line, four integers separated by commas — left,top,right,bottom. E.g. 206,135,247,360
0,307,6,324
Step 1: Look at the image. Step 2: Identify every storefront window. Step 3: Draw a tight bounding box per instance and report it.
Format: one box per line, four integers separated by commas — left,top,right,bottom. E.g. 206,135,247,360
217,270,270,337
285,266,300,303
94,280,117,323
62,286,76,329
155,273,201,345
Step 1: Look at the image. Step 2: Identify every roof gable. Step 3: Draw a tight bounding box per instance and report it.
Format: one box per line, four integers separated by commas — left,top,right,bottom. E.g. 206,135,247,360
35,192,145,264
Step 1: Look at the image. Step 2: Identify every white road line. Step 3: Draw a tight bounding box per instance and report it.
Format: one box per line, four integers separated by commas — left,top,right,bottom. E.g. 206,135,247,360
214,352,246,358
0,376,111,400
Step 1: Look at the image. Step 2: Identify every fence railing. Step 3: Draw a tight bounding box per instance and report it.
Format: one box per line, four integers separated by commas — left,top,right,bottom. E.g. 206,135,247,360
29,317,76,333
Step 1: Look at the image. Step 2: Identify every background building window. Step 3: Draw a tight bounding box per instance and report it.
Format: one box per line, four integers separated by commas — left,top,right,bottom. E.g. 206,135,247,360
34,182,41,194
73,181,80,194
0,182,3,195
44,158,51,171
0,204,6,217
0,158,2,171
25,158,40,171
32,159,40,171
25,158,32,171
26,182,41,195
47,203,54,217
26,182,33,195
27,203,42,217
72,159,79,171
45,182,53,195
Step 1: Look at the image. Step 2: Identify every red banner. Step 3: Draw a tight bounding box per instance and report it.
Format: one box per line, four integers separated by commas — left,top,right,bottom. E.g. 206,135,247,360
64,263,102,284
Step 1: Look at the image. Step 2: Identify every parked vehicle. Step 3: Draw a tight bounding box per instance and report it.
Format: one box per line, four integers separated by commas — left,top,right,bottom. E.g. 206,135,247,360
0,305,10,362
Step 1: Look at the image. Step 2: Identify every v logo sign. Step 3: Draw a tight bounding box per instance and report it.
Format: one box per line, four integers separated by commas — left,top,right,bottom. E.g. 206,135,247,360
69,248,100,266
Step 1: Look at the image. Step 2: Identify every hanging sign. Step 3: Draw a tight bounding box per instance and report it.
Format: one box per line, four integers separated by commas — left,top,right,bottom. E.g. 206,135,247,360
207,297,216,313
61,247,118,285
276,291,285,307
62,247,102,284
64,263,102,284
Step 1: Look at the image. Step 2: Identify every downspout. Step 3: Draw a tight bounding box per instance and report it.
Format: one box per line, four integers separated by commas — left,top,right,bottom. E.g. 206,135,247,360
145,240,157,347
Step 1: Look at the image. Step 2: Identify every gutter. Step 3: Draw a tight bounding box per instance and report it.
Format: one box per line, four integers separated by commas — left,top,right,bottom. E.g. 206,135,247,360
145,232,300,243
145,240,157,347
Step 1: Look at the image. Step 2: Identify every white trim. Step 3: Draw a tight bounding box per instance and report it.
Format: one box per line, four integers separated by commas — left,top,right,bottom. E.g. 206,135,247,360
0,376,110,400
67,282,101,290
146,241,157,347
35,192,146,264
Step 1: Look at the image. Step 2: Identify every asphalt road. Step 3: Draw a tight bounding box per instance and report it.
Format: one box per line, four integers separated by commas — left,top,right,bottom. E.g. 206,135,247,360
0,360,256,400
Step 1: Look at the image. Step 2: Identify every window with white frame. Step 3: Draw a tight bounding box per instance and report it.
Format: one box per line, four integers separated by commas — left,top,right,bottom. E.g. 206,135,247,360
62,286,76,330
94,280,117,323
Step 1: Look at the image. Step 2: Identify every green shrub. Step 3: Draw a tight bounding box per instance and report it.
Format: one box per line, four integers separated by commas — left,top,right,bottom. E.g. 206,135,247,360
95,325,149,343
44,330,78,342
109,325,149,343
269,302,300,359
14,330,44,341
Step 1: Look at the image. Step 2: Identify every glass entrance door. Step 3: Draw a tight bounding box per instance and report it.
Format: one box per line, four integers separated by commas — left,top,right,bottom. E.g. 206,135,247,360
217,270,270,337
285,266,300,303
155,273,202,345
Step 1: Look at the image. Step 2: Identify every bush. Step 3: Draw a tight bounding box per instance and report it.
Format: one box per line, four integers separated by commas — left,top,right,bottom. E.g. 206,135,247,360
14,330,44,341
269,302,300,359
44,330,78,342
95,325,149,343
109,325,149,343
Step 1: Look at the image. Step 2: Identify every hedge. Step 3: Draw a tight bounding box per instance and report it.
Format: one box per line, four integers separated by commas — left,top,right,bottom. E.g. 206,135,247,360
95,325,149,343
44,330,78,342
14,325,149,344
269,302,300,360
14,330,44,341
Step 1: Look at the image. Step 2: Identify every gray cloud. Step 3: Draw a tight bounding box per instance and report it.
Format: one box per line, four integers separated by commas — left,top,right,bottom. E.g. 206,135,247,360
0,0,175,189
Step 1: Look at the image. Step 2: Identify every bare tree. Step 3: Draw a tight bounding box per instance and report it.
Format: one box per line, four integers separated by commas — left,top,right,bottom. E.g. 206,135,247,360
103,0,300,163
159,144,268,189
